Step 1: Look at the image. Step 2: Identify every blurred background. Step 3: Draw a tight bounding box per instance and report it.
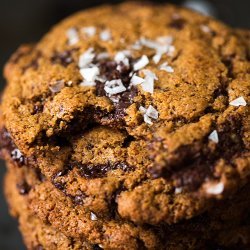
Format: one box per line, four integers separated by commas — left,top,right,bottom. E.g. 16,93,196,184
0,0,249,249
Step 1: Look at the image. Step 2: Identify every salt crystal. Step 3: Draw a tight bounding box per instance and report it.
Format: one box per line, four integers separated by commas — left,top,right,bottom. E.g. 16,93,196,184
66,28,79,46
96,52,110,60
67,81,73,86
78,48,95,68
11,149,23,160
140,37,173,56
140,37,160,50
141,70,158,94
139,105,159,125
80,81,96,87
131,75,145,85
168,45,175,56
133,55,149,71
146,105,159,119
114,51,130,67
153,53,162,64
90,212,98,221
200,25,211,33
104,79,126,95
206,182,224,195
131,40,142,50
159,63,174,73
100,29,112,41
229,96,247,107
175,187,183,194
49,80,65,93
208,130,219,143
80,66,100,82
143,114,153,125
81,26,96,37
157,36,174,45
139,106,147,114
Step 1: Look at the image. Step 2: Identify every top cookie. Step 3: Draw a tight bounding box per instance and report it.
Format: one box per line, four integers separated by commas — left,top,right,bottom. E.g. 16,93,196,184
0,2,249,225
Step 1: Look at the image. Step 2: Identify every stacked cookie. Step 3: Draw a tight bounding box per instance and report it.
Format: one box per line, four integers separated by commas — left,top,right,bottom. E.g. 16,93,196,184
0,2,249,249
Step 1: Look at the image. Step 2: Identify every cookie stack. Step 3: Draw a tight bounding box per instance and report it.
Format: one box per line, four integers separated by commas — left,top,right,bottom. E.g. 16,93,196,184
0,2,249,249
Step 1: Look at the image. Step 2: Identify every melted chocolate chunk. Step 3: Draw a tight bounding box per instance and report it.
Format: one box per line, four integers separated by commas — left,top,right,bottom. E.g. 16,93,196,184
51,48,78,67
93,244,103,250
76,162,134,179
95,81,106,97
149,114,245,191
97,60,132,89
0,128,37,169
96,59,137,118
32,103,44,115
171,160,212,191
51,165,73,190
16,180,31,195
0,128,26,166
169,18,186,30
114,86,138,112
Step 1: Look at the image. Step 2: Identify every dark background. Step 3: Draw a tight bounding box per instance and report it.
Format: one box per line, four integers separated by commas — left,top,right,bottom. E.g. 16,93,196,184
0,0,249,249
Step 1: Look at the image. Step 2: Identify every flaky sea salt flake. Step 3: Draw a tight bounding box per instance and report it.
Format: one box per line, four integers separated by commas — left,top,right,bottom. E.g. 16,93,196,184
131,75,145,85
114,51,130,67
208,130,219,143
66,28,79,46
49,80,65,93
90,212,98,221
139,105,159,125
141,70,158,94
78,48,95,68
81,26,96,37
139,106,147,114
160,63,174,73
133,55,149,71
11,149,23,160
80,66,100,82
100,29,112,41
229,96,247,107
104,79,126,95
153,53,162,64
167,45,175,56
146,105,159,119
143,114,153,125
206,182,224,195
175,187,183,194
200,25,211,33
131,40,142,50
80,81,96,87
96,52,109,60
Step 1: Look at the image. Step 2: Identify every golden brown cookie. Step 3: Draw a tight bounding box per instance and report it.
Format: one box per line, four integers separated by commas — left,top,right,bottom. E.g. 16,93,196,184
5,160,250,249
4,166,95,250
0,2,250,249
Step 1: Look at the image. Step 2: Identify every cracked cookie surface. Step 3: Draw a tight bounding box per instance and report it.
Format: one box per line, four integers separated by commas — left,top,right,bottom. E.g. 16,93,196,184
0,2,250,247
4,160,250,249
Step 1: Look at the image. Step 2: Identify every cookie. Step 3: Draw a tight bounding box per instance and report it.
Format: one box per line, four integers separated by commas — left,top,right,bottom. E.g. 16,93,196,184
5,160,250,249
4,167,95,250
0,1,250,249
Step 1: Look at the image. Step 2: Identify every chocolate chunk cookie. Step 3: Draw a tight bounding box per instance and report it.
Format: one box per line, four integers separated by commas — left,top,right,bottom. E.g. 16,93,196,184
5,160,250,249
4,165,95,250
0,2,249,249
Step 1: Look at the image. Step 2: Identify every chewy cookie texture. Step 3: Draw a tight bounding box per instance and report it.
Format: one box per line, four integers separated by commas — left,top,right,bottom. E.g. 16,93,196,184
0,1,249,249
